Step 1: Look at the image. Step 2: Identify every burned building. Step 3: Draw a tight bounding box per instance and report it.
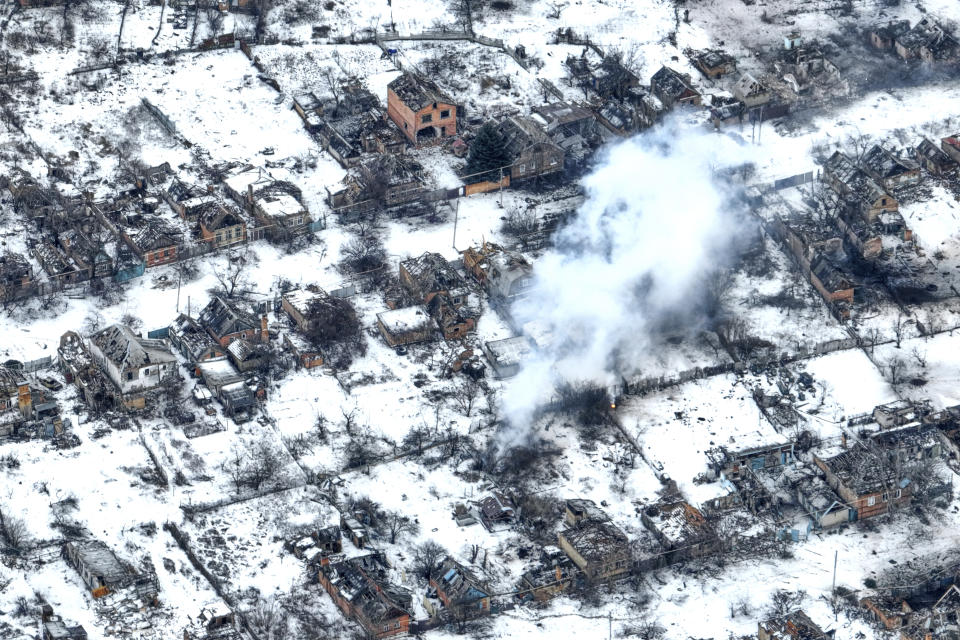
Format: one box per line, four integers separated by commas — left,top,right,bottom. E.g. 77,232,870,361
198,204,246,249
221,165,313,237
327,155,426,216
169,314,227,363
894,17,959,63
426,557,491,617
295,84,407,168
860,145,922,191
916,138,958,176
62,540,157,602
649,66,701,108
318,554,412,639
757,610,829,640
557,518,631,582
565,51,640,100
640,500,719,564
495,116,565,181
461,242,534,302
376,307,435,347
692,49,737,79
125,220,181,268
197,296,268,347
86,324,178,410
0,252,34,302
813,445,913,522
386,73,458,145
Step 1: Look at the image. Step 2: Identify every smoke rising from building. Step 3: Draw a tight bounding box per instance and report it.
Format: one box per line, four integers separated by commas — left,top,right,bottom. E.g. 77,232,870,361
498,120,754,449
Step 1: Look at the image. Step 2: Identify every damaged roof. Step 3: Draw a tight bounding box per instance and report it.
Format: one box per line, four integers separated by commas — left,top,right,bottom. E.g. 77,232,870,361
90,324,175,371
388,73,455,111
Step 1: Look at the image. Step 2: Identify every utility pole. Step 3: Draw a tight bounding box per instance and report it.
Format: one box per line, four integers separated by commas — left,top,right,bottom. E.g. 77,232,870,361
608,611,612,640
451,199,460,251
832,549,838,619
498,166,504,208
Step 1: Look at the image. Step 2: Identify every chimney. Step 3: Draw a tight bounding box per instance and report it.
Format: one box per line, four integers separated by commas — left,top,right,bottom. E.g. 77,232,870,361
260,314,269,343
17,380,31,418
841,432,848,449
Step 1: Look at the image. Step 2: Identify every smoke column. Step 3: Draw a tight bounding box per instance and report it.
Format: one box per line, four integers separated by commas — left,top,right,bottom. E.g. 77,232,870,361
499,119,753,448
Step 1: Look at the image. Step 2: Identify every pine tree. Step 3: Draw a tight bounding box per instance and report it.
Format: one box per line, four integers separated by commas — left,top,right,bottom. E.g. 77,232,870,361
464,122,512,182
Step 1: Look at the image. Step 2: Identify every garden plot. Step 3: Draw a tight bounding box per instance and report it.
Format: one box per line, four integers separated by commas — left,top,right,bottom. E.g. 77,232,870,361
725,233,849,356
617,373,781,509
179,487,332,600
872,332,960,410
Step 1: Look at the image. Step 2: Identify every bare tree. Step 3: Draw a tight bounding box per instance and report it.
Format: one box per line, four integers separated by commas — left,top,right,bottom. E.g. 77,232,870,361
766,589,805,618
383,512,419,544
210,247,257,299
888,357,907,386
451,377,481,417
411,540,447,579
0,504,30,553
892,312,907,348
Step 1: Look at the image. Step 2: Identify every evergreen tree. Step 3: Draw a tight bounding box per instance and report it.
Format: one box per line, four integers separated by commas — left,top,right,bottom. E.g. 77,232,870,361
464,122,512,182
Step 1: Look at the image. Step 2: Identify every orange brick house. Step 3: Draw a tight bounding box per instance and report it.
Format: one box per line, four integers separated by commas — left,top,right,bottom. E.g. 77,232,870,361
318,554,412,639
386,73,458,145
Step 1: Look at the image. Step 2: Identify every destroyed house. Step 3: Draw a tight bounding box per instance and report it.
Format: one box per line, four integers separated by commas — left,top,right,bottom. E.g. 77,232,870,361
733,73,772,108
428,558,491,615
564,498,610,527
315,525,343,555
461,243,534,301
0,252,33,301
281,288,331,332
428,293,476,341
313,107,405,168
869,422,944,460
477,492,515,529
164,179,217,221
87,324,177,408
399,252,468,307
860,145,921,190
327,156,426,214
33,242,83,285
226,338,270,372
758,610,829,640
823,152,898,223
791,465,850,530
693,49,737,78
915,138,957,175
42,617,88,640
198,204,246,249
0,366,30,418
640,500,718,563
565,53,639,99
58,230,112,280
127,221,181,267
650,66,701,108
386,73,457,145
590,56,640,99
194,359,255,416
376,307,435,347
198,296,267,347
814,446,912,521
62,540,135,598
873,400,931,429
895,17,958,62
558,519,631,582
481,336,533,379
495,117,564,181
169,314,226,363
318,554,412,639
860,593,913,630
870,20,911,50
941,135,960,165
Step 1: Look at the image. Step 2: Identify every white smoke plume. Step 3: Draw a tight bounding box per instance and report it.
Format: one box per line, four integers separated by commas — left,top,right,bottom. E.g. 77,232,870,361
498,120,754,448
